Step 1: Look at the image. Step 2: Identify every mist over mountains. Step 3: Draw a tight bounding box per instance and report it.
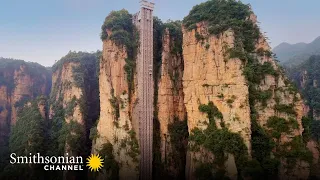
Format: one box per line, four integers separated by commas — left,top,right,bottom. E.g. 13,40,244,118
273,36,320,66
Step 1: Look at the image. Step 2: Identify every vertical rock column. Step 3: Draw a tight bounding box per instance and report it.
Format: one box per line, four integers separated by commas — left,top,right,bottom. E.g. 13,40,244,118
157,28,187,178
182,24,252,180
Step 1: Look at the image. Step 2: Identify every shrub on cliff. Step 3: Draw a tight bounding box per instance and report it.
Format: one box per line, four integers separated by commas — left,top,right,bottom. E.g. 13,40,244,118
189,102,248,178
100,10,139,94
9,99,46,156
183,0,259,54
100,9,138,58
0,58,51,94
51,51,99,73
163,20,183,55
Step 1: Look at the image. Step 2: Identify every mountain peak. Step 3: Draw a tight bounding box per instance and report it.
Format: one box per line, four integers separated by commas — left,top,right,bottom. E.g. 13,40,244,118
273,36,320,64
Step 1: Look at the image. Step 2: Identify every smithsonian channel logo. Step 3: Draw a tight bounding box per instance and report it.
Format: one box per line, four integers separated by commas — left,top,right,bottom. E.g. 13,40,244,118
9,153,104,171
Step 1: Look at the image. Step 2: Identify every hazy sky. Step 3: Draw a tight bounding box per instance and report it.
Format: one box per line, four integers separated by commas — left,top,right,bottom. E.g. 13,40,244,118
0,0,319,67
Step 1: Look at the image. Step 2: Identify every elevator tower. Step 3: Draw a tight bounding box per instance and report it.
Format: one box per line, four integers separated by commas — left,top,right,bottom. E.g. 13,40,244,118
133,1,154,179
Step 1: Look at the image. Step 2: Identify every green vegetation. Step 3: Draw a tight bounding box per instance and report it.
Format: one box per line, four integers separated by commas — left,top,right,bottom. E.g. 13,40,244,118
153,16,164,86
14,95,31,108
89,126,99,141
257,48,272,58
47,98,66,156
226,96,236,107
302,116,320,143
52,51,99,75
302,116,312,141
48,99,86,156
288,55,320,118
191,125,248,179
288,118,299,130
162,20,183,95
101,10,139,93
217,93,224,99
99,143,119,180
184,0,250,36
256,89,273,107
72,65,84,88
109,89,120,120
0,99,47,179
164,20,183,55
243,61,279,85
167,118,188,178
126,130,140,162
118,128,139,163
183,1,313,179
266,116,291,139
152,17,187,179
183,0,259,54
250,119,279,179
89,120,100,142
250,115,312,178
311,121,320,142
274,104,297,116
51,50,100,113
195,32,205,42
46,50,99,179
265,116,313,168
9,100,46,155
152,16,169,179
205,43,210,50
198,101,223,121
65,96,77,116
280,136,313,165
190,102,248,179
0,57,51,95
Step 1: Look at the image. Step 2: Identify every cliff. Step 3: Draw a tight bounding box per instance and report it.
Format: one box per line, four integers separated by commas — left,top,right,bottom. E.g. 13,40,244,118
0,58,51,171
93,3,316,179
49,51,99,178
156,23,188,178
182,1,313,180
183,24,251,180
287,55,320,120
1,1,319,180
285,55,320,178
92,10,140,180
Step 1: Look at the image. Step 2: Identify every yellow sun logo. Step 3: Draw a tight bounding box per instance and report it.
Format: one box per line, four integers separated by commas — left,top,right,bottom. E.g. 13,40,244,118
87,154,104,172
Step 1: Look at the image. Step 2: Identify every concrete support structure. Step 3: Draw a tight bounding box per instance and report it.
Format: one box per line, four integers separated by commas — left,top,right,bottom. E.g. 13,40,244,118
133,1,154,179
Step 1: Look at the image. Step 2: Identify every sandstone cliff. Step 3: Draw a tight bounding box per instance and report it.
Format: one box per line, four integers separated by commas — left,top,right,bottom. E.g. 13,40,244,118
49,52,99,179
93,39,140,179
181,1,313,180
156,26,188,178
92,10,140,180
285,55,320,179
0,59,51,167
183,23,251,180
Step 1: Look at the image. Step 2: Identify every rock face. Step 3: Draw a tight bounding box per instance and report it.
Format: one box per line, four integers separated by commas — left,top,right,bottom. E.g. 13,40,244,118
0,59,51,150
287,55,320,121
49,52,99,179
157,28,187,178
50,52,99,143
181,8,311,179
183,23,251,179
307,140,320,178
255,35,309,180
51,62,84,124
93,39,139,179
254,33,306,132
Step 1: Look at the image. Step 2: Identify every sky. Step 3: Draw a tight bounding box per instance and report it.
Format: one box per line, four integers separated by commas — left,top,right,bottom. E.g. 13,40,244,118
0,0,319,67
